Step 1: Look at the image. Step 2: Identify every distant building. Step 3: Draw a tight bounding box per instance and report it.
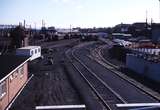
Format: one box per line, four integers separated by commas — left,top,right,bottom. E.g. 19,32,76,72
112,33,132,40
0,25,17,37
151,23,160,42
47,27,56,34
130,22,151,37
113,23,131,33
0,55,30,110
0,25,17,30
56,28,79,34
132,22,147,32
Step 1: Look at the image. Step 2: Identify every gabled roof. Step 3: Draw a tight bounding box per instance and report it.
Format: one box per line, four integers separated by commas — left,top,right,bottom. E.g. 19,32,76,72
0,55,30,82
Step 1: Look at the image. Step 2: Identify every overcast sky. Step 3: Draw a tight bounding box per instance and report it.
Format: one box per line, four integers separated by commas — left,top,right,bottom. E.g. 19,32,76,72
0,0,160,28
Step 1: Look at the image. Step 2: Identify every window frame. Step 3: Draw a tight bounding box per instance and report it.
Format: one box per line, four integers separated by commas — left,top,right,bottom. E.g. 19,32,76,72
35,49,37,54
38,48,41,53
18,66,24,78
31,50,34,55
0,81,6,100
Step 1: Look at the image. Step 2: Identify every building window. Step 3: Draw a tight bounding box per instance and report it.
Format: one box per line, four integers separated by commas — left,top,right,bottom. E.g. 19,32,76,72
31,50,34,55
38,48,41,53
35,49,37,54
18,66,24,77
14,72,18,78
0,81,6,99
9,75,13,82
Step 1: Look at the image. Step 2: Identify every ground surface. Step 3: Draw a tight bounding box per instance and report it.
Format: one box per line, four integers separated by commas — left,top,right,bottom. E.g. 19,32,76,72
9,39,83,110
101,42,160,94
8,39,160,110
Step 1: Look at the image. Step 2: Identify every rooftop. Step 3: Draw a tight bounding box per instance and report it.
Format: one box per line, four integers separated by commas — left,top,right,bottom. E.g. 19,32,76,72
0,55,30,82
18,46,40,50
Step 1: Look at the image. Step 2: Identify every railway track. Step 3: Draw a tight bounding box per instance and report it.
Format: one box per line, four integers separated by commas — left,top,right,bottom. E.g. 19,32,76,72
89,44,160,102
66,42,160,109
65,48,127,110
0,44,8,55
91,45,119,69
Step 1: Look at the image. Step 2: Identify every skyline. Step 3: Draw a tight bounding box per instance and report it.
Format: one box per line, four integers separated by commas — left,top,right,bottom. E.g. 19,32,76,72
1,0,160,28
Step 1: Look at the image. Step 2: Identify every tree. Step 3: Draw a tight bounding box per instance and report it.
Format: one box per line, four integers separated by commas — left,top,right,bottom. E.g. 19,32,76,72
10,26,26,48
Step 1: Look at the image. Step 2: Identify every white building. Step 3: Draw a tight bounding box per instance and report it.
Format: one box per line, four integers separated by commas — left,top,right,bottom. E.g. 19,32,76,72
16,46,41,61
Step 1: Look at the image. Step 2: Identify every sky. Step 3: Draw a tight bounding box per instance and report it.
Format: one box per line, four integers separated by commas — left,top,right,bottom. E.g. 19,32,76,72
0,0,160,28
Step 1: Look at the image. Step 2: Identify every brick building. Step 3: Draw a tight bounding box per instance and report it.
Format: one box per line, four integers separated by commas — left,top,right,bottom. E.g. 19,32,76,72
0,55,30,110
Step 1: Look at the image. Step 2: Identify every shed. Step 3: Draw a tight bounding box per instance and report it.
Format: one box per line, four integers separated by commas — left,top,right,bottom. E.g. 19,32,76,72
16,46,41,61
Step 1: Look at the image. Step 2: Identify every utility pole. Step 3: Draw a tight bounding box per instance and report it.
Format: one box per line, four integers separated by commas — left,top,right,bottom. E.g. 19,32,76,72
145,10,148,29
42,20,46,28
34,22,36,30
42,20,44,27
23,20,26,28
34,22,37,36
70,24,71,39
159,0,160,21
146,10,148,24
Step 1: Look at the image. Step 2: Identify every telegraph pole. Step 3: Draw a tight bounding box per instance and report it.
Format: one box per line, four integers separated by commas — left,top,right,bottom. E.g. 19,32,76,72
146,10,148,24
69,24,71,39
23,20,26,28
159,0,160,21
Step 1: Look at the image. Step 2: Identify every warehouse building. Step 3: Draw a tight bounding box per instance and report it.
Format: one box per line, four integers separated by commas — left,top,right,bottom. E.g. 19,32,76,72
0,55,30,110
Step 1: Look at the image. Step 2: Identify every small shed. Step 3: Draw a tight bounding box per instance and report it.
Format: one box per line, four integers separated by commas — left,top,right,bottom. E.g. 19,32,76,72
16,46,41,61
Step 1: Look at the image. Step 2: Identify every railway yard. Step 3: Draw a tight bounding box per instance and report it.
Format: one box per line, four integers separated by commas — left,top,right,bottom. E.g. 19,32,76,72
6,38,160,110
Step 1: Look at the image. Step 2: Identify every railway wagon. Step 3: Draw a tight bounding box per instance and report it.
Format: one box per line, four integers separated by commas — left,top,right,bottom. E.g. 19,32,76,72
80,35,98,41
16,46,41,61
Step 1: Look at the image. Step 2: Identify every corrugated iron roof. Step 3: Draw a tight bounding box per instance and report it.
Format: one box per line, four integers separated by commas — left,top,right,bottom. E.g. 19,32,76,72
0,55,30,82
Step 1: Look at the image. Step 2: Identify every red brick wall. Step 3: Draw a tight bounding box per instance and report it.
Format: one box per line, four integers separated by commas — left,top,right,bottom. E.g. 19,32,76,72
9,63,28,102
0,62,28,110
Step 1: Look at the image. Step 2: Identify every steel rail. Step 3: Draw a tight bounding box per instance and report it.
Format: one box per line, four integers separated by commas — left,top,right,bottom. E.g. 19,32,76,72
65,49,112,110
72,48,127,104
0,43,6,54
66,48,127,110
91,45,160,102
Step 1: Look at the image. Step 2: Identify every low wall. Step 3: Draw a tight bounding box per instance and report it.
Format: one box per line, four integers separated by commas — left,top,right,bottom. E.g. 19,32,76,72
126,54,160,82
